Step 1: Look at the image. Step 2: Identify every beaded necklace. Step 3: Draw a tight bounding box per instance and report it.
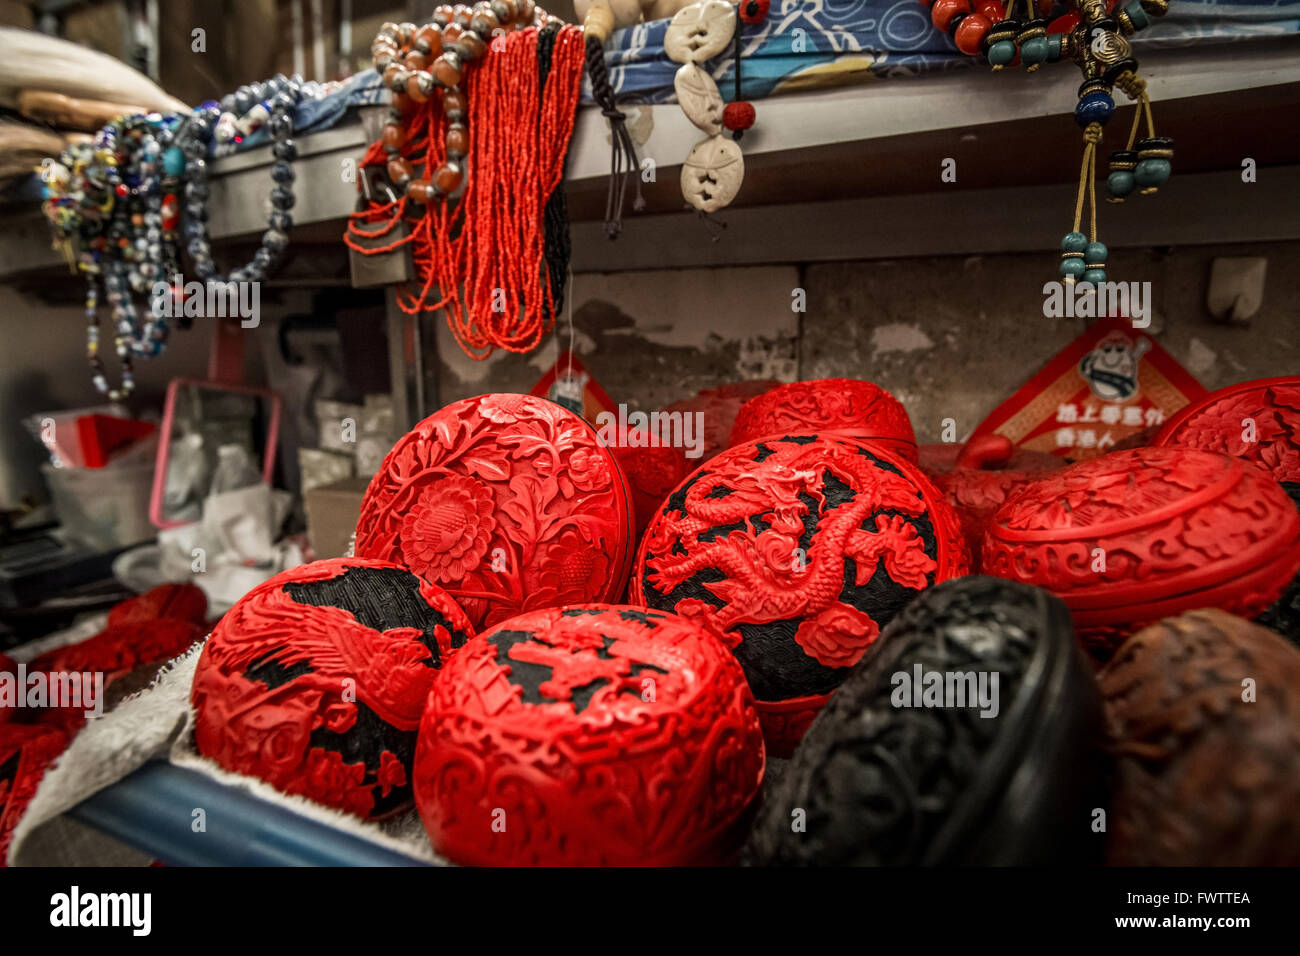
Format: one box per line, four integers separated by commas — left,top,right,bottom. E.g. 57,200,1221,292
45,112,182,401
175,75,308,286
346,6,584,361
43,75,317,400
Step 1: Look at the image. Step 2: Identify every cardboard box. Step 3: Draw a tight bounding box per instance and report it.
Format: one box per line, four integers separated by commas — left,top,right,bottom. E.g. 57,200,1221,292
303,476,371,560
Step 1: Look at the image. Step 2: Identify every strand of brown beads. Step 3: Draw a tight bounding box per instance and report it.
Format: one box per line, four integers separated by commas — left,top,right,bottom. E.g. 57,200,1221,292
371,2,548,204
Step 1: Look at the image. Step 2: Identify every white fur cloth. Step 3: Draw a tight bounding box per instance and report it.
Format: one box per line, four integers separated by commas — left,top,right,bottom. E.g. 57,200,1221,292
9,642,447,866
0,27,187,113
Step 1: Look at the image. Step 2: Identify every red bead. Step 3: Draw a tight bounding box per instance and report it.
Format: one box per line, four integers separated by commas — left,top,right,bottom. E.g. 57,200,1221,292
931,0,972,33
976,0,1004,20
1048,10,1081,33
722,101,756,132
954,13,992,55
738,0,770,24
115,183,129,198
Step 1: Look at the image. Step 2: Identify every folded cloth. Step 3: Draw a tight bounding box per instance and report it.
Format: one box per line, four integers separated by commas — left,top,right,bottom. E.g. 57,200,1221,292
8,642,445,866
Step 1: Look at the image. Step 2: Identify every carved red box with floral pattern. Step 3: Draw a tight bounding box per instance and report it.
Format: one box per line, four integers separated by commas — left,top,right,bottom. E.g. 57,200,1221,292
729,378,918,463
354,393,635,631
981,447,1300,659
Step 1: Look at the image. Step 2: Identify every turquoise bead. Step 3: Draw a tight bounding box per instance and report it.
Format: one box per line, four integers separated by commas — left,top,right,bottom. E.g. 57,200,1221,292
989,40,1017,67
1084,242,1108,265
1061,232,1088,254
1059,258,1086,278
163,147,186,176
1107,170,1136,197
1046,35,1062,62
1135,158,1172,187
1020,37,1049,67
1124,1,1150,30
1083,269,1107,286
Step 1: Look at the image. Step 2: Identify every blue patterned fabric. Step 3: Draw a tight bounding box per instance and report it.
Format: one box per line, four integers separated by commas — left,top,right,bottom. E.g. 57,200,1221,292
586,0,1300,104
198,0,1300,154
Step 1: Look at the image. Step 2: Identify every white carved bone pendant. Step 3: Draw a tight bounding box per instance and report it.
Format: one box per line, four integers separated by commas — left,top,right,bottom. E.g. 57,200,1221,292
664,1,737,64
681,135,744,213
674,63,724,135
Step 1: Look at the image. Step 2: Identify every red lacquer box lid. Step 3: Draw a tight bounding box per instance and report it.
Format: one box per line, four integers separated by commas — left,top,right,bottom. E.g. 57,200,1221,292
921,435,1062,565
191,557,475,820
631,433,968,755
1155,375,1300,485
728,378,918,462
982,447,1300,658
354,393,635,631
413,604,765,866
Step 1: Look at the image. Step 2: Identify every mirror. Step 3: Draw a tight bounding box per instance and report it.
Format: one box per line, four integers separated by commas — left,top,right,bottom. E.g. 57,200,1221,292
150,379,283,528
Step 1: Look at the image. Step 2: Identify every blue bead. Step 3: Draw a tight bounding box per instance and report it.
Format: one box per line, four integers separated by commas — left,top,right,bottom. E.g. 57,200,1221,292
270,186,295,210
1074,91,1115,128
163,147,186,176
1061,232,1088,254
1084,242,1108,265
1107,170,1136,197
1059,258,1086,278
1135,158,1172,188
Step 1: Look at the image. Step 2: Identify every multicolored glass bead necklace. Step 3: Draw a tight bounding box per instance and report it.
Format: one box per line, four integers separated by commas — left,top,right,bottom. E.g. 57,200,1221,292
42,76,318,399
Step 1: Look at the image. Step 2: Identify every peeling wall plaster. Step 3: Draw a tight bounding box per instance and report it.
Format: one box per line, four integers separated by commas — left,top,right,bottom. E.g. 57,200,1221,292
436,266,801,411
433,241,1299,443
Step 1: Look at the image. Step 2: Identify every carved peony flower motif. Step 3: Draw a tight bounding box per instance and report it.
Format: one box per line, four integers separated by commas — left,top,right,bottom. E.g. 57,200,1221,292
400,474,496,584
531,528,612,606
568,446,611,493
478,393,533,424
794,602,880,669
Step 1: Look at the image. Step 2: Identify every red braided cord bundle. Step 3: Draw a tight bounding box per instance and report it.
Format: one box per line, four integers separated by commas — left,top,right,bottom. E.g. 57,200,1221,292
345,25,584,360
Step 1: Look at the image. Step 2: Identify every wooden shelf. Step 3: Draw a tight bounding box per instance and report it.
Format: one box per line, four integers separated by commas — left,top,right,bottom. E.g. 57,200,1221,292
1,36,1297,281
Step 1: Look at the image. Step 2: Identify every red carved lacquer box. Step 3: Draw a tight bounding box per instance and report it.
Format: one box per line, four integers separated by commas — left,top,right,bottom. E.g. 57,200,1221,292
107,583,208,630
920,435,1062,566
413,604,765,866
664,379,780,466
729,378,918,463
30,618,205,735
609,434,688,539
1155,375,1300,485
1,724,67,866
982,447,1300,659
631,433,969,756
354,393,635,631
191,558,474,819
